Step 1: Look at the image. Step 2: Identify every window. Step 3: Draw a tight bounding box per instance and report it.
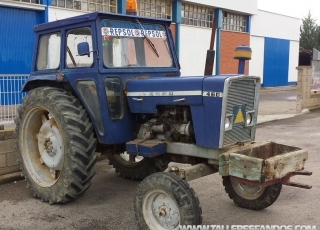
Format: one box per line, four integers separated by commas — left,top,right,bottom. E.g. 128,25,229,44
36,33,61,70
181,3,214,28
104,78,123,119
101,19,173,68
138,0,171,19
66,27,93,68
222,12,247,32
10,0,39,3
51,0,116,12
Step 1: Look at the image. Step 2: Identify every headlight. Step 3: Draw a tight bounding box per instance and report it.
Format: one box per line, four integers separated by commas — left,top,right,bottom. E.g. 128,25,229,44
246,113,252,126
225,117,231,130
245,111,255,127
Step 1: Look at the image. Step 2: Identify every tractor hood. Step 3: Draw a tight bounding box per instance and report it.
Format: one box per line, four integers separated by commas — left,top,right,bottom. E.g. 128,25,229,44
126,75,234,113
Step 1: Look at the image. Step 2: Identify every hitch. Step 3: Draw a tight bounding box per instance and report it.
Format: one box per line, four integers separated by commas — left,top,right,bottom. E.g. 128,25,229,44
282,171,312,189
231,171,312,189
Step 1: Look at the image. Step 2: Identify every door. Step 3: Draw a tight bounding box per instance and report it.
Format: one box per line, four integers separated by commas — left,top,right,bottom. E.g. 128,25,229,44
263,37,290,87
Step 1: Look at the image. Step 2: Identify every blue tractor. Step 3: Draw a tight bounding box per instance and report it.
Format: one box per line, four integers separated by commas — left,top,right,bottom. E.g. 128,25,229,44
15,6,311,229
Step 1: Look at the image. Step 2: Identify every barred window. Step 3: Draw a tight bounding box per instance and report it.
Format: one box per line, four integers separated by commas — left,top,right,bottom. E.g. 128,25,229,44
137,0,172,19
11,0,39,3
181,3,214,28
51,0,117,12
222,11,247,32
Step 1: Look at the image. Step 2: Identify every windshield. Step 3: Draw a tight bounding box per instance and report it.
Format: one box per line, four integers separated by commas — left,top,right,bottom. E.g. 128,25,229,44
101,19,173,68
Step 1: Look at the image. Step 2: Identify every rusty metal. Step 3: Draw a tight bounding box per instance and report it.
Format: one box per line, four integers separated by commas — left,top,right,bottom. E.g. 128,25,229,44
204,18,217,76
281,171,312,189
169,163,217,182
230,170,312,189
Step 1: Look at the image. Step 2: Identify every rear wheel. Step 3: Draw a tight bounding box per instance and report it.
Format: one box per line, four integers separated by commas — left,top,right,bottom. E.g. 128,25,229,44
222,176,282,210
15,87,97,204
105,145,168,180
134,172,202,229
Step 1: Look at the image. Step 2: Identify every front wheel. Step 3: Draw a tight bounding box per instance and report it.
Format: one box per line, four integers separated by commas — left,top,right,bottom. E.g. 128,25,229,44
134,172,202,230
15,87,97,204
222,176,282,210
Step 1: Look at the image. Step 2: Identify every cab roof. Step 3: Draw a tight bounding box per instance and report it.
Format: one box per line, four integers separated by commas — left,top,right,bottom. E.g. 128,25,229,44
34,11,172,32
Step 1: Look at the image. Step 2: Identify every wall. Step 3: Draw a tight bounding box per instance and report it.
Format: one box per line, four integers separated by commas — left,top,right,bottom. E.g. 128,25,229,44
220,30,250,74
180,25,214,76
250,10,300,86
187,0,257,15
249,36,264,79
0,6,42,74
251,10,299,41
288,41,299,83
296,66,320,112
0,130,19,176
48,7,87,21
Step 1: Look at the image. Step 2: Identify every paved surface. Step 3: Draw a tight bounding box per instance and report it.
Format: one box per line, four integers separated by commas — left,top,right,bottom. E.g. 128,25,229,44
2,85,320,229
258,85,299,123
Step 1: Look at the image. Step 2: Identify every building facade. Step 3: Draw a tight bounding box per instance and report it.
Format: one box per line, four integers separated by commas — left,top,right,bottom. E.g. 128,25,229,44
0,0,300,87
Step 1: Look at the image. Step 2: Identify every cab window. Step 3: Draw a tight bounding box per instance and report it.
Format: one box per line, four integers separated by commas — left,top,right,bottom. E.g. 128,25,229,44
66,27,93,68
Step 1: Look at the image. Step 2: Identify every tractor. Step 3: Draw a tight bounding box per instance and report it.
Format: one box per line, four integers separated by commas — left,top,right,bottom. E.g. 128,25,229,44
15,1,311,229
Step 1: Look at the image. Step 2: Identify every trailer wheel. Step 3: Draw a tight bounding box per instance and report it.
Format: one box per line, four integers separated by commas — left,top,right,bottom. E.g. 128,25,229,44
14,87,97,204
222,176,282,210
105,145,168,180
134,172,202,229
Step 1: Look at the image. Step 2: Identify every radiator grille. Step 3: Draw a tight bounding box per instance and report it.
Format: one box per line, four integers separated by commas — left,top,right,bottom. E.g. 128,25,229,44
223,79,256,146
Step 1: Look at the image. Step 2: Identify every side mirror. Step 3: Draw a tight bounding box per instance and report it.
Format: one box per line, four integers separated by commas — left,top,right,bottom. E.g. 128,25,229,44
77,42,90,57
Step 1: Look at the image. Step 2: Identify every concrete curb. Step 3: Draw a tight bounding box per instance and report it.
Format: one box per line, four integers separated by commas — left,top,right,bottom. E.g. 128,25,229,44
0,172,23,185
260,85,296,93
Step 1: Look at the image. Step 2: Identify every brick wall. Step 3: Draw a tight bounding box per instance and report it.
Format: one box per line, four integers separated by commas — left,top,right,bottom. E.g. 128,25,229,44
0,130,20,176
220,30,250,75
296,66,320,112
169,23,176,43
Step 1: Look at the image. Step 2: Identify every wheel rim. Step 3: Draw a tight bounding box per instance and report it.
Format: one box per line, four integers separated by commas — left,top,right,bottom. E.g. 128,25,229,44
142,189,180,230
115,152,143,165
231,177,265,200
21,107,64,187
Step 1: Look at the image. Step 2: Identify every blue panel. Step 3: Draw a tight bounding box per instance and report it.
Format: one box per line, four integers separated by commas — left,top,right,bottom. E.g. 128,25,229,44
191,75,227,148
127,77,204,113
0,6,42,74
263,37,290,87
126,139,166,157
117,0,126,14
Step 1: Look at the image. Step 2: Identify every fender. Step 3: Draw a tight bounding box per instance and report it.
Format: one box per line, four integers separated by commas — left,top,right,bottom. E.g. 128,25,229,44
22,74,69,92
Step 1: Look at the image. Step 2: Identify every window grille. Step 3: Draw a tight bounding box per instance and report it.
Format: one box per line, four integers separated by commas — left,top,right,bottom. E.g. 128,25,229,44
181,3,214,28
137,0,172,19
11,0,39,4
51,0,117,12
222,11,247,32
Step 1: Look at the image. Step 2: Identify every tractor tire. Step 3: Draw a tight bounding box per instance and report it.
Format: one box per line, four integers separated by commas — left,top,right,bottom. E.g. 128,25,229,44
105,145,168,180
14,87,97,204
222,176,282,210
134,172,202,230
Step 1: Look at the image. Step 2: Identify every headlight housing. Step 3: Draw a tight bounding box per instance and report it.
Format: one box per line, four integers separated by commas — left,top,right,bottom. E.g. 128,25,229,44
225,114,233,131
245,111,255,127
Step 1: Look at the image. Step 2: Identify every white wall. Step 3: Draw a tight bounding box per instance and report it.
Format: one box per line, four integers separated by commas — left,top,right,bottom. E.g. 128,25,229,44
179,25,215,76
288,41,299,83
249,36,264,82
48,7,87,21
186,0,257,15
251,10,299,41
